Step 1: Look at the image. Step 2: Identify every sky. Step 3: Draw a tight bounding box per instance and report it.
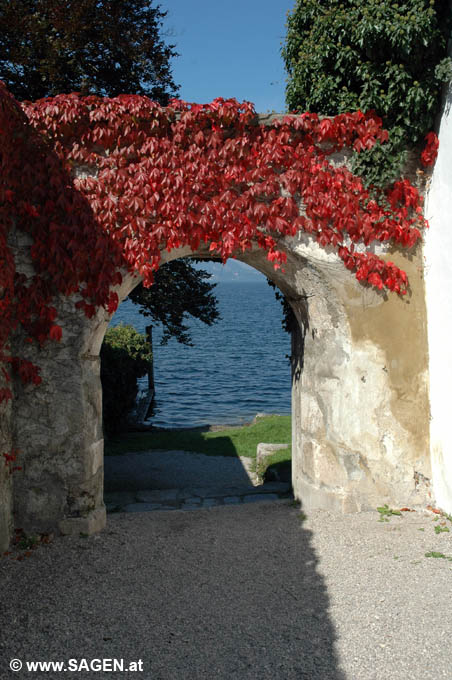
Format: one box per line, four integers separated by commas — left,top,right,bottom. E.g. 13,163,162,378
162,0,293,113
160,1,295,281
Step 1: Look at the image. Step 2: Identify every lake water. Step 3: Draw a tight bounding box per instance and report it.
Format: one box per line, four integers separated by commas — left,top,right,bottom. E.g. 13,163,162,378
111,277,292,428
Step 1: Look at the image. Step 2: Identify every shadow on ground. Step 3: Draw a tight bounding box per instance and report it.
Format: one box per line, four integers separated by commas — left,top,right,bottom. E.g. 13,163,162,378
0,502,345,680
103,446,256,492
105,428,251,458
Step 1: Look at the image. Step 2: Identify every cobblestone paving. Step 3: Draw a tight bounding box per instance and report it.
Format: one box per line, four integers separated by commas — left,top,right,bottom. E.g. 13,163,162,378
105,481,293,513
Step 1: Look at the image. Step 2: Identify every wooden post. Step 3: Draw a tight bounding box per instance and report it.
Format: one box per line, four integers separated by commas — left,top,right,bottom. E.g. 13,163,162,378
145,325,155,419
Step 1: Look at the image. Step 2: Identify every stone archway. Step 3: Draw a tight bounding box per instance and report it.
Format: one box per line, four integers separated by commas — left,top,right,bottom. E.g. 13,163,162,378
9,229,431,536
0,86,437,547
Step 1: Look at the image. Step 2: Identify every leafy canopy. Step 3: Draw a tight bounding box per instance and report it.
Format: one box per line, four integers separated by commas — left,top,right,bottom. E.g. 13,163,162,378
129,259,220,346
282,0,452,185
0,0,179,102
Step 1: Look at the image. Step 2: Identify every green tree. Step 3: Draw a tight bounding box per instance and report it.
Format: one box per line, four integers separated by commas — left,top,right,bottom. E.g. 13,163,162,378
282,0,452,185
0,0,179,102
129,259,220,346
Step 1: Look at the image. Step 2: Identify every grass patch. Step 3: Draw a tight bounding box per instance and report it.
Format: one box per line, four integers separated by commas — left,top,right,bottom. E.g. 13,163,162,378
105,414,292,459
264,447,292,468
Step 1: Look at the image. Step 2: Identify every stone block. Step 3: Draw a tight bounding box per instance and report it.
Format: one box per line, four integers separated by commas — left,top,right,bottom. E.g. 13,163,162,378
313,442,348,488
87,439,104,478
0,471,12,552
300,393,325,435
202,498,219,507
58,507,106,535
257,443,289,462
256,443,289,482
104,491,136,506
136,489,178,503
301,440,317,482
124,503,164,512
243,493,279,503
15,477,67,533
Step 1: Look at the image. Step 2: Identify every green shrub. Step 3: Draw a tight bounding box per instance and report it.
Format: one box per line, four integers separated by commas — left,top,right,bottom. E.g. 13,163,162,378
100,324,153,436
283,0,452,185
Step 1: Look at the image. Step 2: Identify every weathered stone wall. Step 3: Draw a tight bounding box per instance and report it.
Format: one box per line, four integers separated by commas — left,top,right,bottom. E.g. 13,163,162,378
424,75,452,514
8,228,106,536
0,262,13,550
290,238,431,511
0,380,13,552
232,242,431,513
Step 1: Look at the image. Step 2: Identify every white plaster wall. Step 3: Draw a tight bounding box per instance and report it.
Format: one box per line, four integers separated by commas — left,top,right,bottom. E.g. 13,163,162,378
424,78,452,514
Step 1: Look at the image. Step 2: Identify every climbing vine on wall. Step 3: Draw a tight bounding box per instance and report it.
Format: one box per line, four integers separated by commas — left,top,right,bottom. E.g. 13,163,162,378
0,82,433,394
282,0,450,187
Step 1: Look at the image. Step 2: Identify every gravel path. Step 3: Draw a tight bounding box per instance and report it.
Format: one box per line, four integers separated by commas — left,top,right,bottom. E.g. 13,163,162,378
1,502,451,679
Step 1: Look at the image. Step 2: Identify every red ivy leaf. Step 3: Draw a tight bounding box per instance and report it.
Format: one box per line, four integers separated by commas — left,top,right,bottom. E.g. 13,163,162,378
49,325,63,342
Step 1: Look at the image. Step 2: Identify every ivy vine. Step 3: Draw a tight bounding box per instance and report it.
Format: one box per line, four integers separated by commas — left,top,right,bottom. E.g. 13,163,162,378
0,83,432,402
283,0,452,186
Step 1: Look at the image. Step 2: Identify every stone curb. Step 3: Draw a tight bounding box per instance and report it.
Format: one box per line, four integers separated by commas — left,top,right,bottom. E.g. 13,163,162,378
105,482,293,514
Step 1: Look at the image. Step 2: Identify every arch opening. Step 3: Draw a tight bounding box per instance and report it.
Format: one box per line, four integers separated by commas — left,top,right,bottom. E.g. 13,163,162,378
101,256,295,511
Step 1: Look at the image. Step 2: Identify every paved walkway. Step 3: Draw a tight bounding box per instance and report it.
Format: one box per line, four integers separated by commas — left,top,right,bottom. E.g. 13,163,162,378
104,448,292,513
105,481,293,513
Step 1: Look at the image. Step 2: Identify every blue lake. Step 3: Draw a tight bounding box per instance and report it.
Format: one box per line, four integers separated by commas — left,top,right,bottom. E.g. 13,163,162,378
111,276,292,428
